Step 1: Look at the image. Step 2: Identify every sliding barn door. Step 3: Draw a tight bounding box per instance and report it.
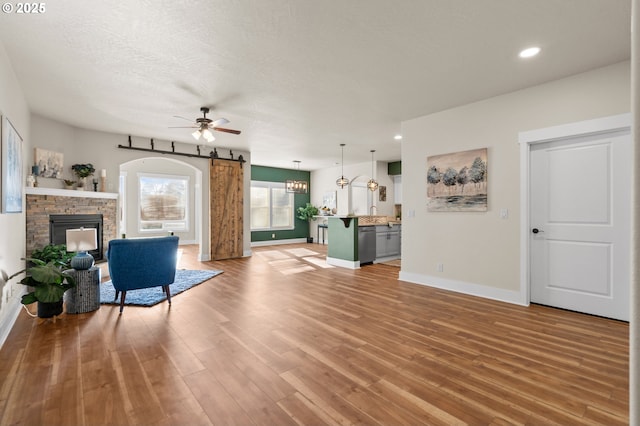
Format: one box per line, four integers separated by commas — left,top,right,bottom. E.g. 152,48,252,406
210,159,243,260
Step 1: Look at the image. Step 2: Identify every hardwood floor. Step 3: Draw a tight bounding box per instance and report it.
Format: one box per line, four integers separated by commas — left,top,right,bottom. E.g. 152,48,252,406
0,243,628,425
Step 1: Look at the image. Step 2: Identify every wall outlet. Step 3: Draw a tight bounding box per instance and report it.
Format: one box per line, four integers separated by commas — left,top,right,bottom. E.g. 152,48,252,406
271,233,276,239
437,263,444,272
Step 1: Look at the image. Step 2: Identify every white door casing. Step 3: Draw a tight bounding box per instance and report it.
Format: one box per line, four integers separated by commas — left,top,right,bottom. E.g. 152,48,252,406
519,113,631,321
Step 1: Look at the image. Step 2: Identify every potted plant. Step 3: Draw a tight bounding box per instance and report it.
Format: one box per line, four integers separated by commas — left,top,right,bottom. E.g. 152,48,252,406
9,258,76,318
296,203,319,243
30,243,74,269
71,163,95,190
63,179,76,189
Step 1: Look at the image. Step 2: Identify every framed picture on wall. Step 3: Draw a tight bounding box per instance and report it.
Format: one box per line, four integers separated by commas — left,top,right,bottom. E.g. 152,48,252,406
34,147,64,178
427,147,487,212
379,186,387,202
1,115,23,213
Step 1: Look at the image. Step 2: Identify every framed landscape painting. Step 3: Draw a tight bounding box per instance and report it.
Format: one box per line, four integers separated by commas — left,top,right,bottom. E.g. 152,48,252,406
427,147,487,212
1,116,23,213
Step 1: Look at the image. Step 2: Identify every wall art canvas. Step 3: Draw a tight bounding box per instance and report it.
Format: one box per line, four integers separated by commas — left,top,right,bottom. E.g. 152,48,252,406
427,147,487,212
1,116,23,213
379,185,386,202
34,147,64,178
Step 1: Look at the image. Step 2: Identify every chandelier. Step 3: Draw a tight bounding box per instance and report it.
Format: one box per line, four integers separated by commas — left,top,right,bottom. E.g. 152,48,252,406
285,160,308,194
336,144,349,188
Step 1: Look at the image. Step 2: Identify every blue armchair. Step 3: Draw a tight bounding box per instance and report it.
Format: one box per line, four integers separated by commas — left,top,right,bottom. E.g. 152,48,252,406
106,236,179,313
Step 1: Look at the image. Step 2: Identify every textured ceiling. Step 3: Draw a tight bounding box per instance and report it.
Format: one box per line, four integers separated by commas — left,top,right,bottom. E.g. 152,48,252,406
0,0,631,170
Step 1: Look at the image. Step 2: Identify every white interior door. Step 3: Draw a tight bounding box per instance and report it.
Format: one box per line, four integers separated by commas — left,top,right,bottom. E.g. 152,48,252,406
530,129,631,321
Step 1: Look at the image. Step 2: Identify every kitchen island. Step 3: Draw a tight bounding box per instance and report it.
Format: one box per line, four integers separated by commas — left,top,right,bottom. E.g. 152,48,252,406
326,216,401,269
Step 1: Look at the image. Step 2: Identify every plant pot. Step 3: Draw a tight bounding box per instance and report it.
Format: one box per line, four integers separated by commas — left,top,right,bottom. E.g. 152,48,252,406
37,300,64,318
306,237,314,243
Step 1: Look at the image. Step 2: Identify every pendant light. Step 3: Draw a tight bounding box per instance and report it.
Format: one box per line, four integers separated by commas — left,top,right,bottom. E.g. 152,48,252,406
336,143,350,188
367,150,379,191
285,160,308,194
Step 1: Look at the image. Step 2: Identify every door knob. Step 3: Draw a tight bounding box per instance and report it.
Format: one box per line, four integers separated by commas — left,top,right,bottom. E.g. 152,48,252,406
532,228,544,234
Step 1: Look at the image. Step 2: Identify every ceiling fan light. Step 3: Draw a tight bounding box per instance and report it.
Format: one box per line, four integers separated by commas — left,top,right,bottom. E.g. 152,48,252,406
192,129,201,140
202,128,215,142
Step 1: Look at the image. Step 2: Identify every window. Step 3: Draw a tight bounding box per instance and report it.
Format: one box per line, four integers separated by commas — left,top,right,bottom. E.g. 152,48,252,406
250,181,294,230
138,173,189,232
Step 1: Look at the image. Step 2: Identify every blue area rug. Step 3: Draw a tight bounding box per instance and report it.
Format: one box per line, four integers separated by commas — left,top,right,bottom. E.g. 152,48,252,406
100,269,223,307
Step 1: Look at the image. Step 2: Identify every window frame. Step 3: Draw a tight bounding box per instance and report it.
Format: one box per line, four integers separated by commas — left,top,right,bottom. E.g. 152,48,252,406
137,172,190,233
250,180,295,231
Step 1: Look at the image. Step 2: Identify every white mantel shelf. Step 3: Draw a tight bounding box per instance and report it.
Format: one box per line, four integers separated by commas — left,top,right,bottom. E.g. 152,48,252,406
25,187,118,199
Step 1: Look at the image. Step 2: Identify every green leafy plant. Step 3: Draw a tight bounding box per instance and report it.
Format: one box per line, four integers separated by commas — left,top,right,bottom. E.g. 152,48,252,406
30,244,74,269
296,203,319,222
63,179,76,186
9,258,76,304
71,163,95,178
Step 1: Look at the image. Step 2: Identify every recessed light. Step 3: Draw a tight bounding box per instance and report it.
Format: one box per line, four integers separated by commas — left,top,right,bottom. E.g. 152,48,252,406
394,134,403,140
519,46,541,59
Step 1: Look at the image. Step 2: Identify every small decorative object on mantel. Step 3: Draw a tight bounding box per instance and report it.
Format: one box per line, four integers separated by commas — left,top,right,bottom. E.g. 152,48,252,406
63,179,76,190
71,163,95,191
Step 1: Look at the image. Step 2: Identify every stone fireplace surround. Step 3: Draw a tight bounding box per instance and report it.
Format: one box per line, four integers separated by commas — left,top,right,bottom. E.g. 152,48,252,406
25,187,118,260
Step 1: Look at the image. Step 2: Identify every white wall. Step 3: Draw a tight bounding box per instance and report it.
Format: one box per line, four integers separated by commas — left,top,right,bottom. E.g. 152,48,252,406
29,115,252,261
400,61,630,302
310,160,396,217
0,42,30,346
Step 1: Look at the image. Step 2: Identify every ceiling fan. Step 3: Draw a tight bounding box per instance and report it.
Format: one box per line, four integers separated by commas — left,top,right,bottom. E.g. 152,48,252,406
170,106,241,143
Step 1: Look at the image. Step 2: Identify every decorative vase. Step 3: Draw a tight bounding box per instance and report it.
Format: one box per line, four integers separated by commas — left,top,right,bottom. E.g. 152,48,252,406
76,177,86,191
37,300,64,318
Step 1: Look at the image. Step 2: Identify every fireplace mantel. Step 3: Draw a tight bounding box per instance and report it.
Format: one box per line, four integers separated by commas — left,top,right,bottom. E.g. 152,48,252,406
25,187,118,199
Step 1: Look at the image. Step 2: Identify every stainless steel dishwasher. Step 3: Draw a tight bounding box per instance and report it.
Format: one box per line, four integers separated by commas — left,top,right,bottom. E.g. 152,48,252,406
358,226,376,265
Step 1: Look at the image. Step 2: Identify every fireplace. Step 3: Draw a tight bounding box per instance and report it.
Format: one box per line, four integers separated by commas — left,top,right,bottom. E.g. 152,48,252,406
50,214,104,261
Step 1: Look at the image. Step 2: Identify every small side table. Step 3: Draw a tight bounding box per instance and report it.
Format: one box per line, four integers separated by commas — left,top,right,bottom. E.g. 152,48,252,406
65,266,101,314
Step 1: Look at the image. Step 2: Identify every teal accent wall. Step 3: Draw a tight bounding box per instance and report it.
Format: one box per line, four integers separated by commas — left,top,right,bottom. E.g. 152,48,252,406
251,165,312,242
388,161,402,175
327,217,358,261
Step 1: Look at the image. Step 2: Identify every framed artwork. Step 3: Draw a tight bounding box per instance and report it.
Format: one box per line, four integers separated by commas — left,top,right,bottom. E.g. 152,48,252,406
427,147,487,212
1,116,23,213
34,147,64,178
323,191,337,211
379,185,387,202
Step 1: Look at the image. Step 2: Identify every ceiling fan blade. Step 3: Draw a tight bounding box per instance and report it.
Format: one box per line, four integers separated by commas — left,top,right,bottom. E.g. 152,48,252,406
211,117,229,127
168,126,198,128
213,127,241,135
172,115,194,122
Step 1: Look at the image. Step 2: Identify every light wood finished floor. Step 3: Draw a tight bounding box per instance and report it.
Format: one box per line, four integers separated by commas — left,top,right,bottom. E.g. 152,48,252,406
0,244,628,425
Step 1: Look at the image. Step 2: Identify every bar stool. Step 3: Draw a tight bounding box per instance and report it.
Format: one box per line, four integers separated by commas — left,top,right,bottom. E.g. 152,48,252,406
317,222,328,244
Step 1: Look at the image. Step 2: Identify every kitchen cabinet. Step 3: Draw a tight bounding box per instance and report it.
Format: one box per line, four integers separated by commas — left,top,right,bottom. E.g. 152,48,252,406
375,225,401,258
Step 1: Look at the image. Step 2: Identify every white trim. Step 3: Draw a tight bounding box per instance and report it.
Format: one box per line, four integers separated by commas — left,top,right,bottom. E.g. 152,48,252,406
251,238,307,247
198,253,211,261
326,257,360,269
0,294,23,350
399,271,527,306
518,113,631,307
25,187,118,199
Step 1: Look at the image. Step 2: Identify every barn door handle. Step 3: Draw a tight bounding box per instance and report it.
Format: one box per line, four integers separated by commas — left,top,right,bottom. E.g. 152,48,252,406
532,228,544,234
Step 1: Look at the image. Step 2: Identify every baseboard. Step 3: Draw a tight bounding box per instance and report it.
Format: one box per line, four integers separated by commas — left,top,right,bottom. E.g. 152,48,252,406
251,238,307,247
0,295,23,350
398,271,527,306
326,257,360,269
